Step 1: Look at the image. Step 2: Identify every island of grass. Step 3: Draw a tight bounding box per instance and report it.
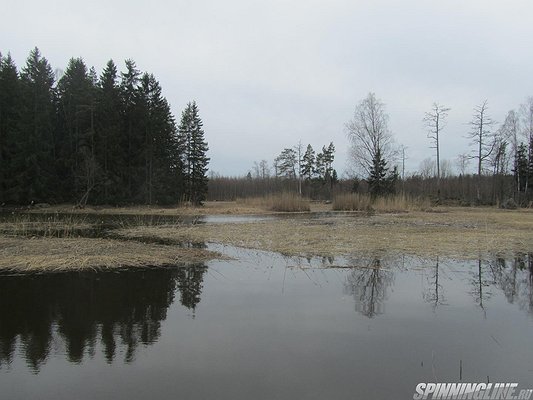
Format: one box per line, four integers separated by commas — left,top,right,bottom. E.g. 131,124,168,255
1,196,532,272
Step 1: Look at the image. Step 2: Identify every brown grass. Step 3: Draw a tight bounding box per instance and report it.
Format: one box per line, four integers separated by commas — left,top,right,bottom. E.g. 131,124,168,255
0,237,222,273
23,198,319,216
0,214,92,237
333,193,431,212
116,207,533,260
237,193,310,212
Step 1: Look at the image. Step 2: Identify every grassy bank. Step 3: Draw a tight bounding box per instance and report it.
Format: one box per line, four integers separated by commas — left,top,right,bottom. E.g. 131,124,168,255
0,236,222,273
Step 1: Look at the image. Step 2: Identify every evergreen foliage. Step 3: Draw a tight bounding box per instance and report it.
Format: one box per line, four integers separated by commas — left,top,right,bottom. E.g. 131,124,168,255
0,48,205,205
367,148,397,197
177,101,209,205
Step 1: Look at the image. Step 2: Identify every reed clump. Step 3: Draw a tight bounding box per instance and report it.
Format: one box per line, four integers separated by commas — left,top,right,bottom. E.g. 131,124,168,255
236,193,310,212
332,193,431,212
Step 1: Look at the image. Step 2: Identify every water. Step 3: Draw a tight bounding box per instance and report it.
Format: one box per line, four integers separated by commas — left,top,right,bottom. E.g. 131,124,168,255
1,246,532,399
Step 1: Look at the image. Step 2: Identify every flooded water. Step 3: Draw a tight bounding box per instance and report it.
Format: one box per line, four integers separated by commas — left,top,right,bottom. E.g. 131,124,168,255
1,246,533,399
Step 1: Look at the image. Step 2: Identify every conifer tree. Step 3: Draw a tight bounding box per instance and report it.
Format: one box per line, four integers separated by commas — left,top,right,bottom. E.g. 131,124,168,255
178,101,209,205
56,57,98,203
120,59,141,199
19,47,56,202
0,53,22,203
301,144,315,181
95,60,123,202
367,148,389,197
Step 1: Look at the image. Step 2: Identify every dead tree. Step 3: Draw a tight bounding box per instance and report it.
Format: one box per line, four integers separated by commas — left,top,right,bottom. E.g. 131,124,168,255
467,100,496,202
424,103,450,200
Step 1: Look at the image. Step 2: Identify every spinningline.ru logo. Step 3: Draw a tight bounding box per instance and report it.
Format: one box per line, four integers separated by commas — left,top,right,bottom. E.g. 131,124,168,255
413,383,533,400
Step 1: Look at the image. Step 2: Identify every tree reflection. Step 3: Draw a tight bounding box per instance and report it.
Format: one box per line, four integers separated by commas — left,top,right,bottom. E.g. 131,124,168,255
344,258,395,318
470,259,493,313
423,257,447,310
487,253,533,316
0,264,208,372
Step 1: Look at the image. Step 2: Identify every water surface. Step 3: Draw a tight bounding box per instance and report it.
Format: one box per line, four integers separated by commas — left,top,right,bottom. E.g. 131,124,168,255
1,247,532,399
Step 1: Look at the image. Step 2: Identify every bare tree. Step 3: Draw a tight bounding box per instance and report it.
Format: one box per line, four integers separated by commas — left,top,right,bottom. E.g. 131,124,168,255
520,97,533,193
424,103,450,198
259,160,270,179
418,157,436,179
346,93,395,177
456,153,470,176
467,100,497,201
467,100,497,176
294,141,304,195
440,159,453,178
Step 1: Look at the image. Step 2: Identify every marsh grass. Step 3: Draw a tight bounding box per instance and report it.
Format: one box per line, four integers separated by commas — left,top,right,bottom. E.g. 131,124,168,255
332,193,431,212
117,207,533,259
0,236,222,273
237,193,310,212
0,213,93,237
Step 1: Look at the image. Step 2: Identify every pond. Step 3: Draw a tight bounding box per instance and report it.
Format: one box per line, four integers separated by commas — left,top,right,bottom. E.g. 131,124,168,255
1,245,532,399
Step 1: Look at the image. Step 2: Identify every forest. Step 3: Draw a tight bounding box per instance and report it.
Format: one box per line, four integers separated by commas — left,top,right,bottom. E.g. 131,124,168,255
1,49,532,208
0,48,209,206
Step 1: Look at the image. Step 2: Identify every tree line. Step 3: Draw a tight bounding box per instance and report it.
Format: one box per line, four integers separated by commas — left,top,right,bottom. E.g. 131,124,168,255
0,48,209,206
210,92,533,206
235,142,338,200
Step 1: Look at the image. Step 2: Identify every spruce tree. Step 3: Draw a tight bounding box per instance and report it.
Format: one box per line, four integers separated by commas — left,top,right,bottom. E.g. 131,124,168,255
120,59,142,200
56,57,98,203
367,148,389,197
95,60,123,203
177,101,209,205
19,48,56,202
138,73,181,204
0,53,22,203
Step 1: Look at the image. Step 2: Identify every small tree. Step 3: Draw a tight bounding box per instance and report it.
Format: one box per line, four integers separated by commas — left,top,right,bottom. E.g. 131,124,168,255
367,148,397,197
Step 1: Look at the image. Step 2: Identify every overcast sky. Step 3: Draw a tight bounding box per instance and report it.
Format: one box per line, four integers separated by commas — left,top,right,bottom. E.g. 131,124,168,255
3,0,533,176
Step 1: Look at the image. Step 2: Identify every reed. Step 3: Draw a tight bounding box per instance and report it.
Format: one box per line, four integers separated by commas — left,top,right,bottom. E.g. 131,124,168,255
333,193,431,212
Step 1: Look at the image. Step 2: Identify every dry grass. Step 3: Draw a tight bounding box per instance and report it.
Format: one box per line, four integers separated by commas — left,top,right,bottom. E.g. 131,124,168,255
117,207,533,260
23,198,319,216
0,214,93,237
237,193,310,212
333,193,431,212
0,236,222,273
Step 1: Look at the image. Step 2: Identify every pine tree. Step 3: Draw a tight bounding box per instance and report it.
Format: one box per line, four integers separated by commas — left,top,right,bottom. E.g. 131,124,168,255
274,148,297,178
178,101,209,205
301,144,315,181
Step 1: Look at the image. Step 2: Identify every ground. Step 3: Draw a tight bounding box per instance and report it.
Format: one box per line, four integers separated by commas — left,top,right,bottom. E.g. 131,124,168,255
1,202,532,271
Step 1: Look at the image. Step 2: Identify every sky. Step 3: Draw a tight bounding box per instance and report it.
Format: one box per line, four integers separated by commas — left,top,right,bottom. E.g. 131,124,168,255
2,0,533,177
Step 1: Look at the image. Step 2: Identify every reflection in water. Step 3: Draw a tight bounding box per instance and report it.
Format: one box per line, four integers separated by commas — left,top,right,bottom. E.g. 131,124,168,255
423,257,447,310
470,259,493,312
343,258,395,318
487,253,533,316
0,265,207,372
